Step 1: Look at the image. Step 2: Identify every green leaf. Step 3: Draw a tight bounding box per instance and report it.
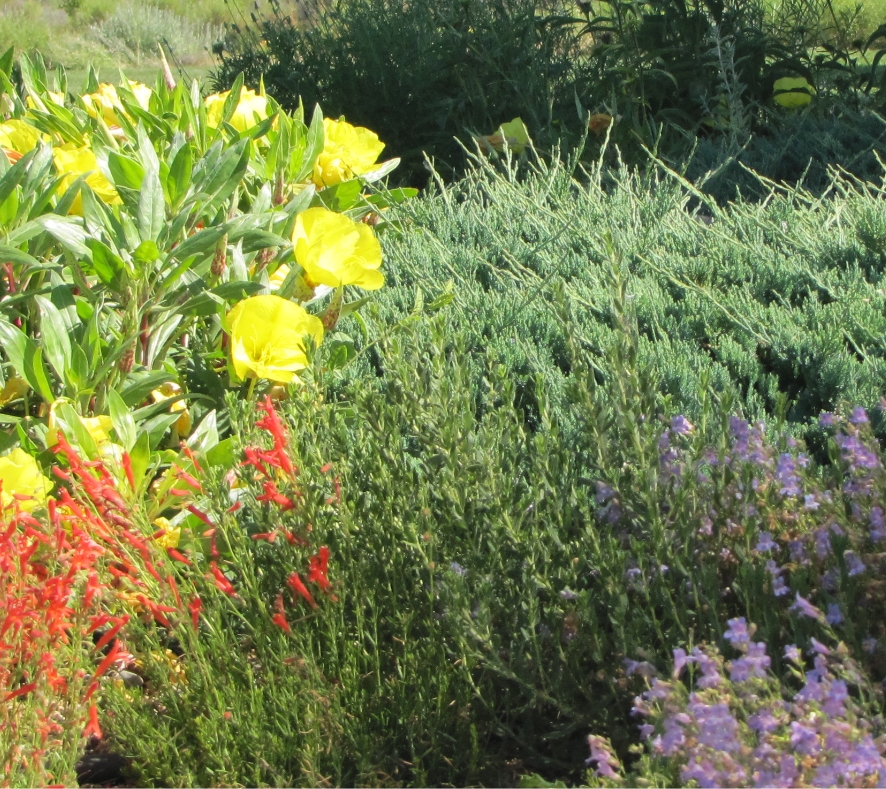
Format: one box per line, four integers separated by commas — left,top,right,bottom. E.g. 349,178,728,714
107,152,145,191
187,409,219,455
39,216,90,258
35,295,73,384
0,318,55,404
119,370,174,407
205,436,236,467
137,163,165,242
313,178,362,212
293,103,325,183
108,388,137,451
86,239,127,290
167,143,193,208
127,431,152,492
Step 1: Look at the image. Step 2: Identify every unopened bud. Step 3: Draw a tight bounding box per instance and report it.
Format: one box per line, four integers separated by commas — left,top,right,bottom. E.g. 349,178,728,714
211,235,228,277
119,346,135,374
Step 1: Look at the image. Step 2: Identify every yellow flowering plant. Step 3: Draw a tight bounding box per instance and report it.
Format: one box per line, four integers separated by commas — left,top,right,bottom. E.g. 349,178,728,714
292,207,384,291
0,447,52,513
205,86,272,134
224,295,325,384
81,81,152,127
312,117,387,188
53,142,122,215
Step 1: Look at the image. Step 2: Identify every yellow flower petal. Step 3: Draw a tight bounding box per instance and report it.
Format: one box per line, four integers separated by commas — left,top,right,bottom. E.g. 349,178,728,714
53,143,122,215
224,295,324,383
773,77,814,108
204,87,270,133
292,207,384,291
0,119,44,154
312,118,385,188
0,447,52,513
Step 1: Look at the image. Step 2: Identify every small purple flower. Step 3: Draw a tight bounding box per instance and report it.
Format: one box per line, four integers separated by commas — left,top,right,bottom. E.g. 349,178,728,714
810,638,830,655
585,734,621,779
772,575,790,597
821,679,849,717
724,617,750,647
826,603,843,626
790,593,824,621
449,561,466,576
804,493,820,511
819,411,837,428
638,723,655,739
790,720,820,756
870,507,886,541
624,659,657,679
595,481,615,503
559,587,578,601
844,550,866,576
784,644,802,664
849,406,869,424
789,539,808,564
729,642,770,682
698,517,713,537
672,647,696,678
671,415,694,435
776,453,802,497
756,531,777,552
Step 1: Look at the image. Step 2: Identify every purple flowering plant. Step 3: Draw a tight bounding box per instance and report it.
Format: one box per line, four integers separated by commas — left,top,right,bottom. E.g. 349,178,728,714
585,621,886,788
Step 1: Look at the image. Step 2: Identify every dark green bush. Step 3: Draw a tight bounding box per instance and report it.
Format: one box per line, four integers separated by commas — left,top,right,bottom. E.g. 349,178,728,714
212,0,589,185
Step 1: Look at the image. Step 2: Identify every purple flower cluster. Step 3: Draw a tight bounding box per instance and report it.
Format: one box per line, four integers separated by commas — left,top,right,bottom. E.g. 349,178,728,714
610,625,886,788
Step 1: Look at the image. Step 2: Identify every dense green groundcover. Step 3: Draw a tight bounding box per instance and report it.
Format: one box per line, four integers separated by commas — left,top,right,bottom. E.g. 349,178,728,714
102,155,886,787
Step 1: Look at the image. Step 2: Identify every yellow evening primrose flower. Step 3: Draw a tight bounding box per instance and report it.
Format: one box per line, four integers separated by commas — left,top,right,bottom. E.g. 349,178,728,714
773,77,815,108
0,119,44,155
151,382,192,435
292,207,384,291
153,516,181,550
81,82,152,127
204,87,270,133
26,90,65,110
0,447,52,513
53,143,122,215
312,118,385,188
46,400,114,449
224,294,324,384
0,376,29,406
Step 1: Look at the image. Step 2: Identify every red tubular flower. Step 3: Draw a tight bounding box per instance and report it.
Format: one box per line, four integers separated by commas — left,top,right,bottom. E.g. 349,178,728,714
3,682,37,702
84,703,102,740
167,548,192,566
287,572,317,609
271,593,291,633
307,546,331,592
208,562,237,596
256,480,296,510
255,396,296,476
188,596,202,631
121,452,136,490
93,616,128,653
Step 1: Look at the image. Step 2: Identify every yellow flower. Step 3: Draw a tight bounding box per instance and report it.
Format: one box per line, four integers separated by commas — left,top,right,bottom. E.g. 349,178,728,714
0,448,52,513
224,295,324,384
292,207,384,291
151,382,192,435
0,119,44,155
312,118,385,188
0,377,29,407
46,400,114,449
53,143,122,215
204,87,270,133
152,516,181,550
478,117,530,154
81,82,152,127
773,77,815,108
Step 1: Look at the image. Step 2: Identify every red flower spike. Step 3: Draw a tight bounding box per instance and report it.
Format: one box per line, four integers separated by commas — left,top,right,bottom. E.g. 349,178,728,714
180,444,204,474
227,501,242,514
93,616,128,653
121,452,136,490
167,575,183,609
287,572,317,610
208,562,237,596
308,546,332,592
167,548,192,566
3,682,37,702
256,480,296,510
271,594,291,633
84,703,102,740
320,462,333,474
188,596,202,631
